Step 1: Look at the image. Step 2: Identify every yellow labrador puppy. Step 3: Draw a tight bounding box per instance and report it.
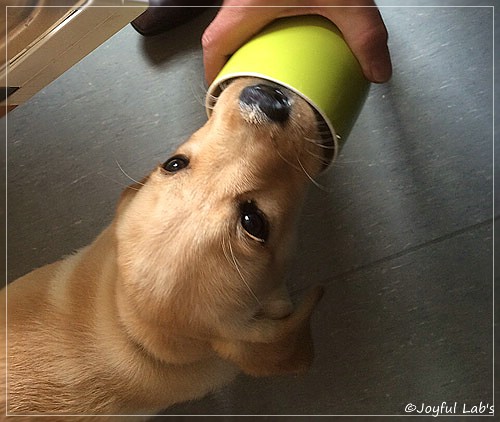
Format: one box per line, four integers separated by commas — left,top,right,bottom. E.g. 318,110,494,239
1,77,331,420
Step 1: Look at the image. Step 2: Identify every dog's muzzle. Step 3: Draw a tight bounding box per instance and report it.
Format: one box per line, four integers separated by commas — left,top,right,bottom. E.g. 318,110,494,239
239,84,291,123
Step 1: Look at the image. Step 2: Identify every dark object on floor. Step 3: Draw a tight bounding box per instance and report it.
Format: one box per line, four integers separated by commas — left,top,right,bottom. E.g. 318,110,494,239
131,0,218,36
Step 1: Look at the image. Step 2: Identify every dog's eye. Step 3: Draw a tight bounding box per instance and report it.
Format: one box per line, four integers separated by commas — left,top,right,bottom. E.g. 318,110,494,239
162,155,189,173
239,201,269,243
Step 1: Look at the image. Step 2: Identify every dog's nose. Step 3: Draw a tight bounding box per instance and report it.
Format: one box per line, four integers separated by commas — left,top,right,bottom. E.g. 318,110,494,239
239,84,291,123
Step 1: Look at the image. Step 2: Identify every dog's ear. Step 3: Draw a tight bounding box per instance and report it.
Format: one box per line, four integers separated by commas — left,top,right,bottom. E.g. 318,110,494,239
116,175,149,214
211,286,323,377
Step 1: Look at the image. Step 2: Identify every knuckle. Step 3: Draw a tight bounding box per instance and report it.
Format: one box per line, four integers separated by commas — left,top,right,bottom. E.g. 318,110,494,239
201,28,215,50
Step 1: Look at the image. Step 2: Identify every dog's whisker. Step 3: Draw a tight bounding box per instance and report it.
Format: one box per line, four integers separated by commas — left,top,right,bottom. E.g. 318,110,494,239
223,235,262,307
229,243,263,308
191,88,207,109
191,80,216,109
308,151,331,165
303,136,336,150
297,143,329,165
204,80,236,110
301,140,333,159
269,136,303,173
296,155,333,193
205,92,219,102
115,160,144,187
218,80,232,92
97,171,141,191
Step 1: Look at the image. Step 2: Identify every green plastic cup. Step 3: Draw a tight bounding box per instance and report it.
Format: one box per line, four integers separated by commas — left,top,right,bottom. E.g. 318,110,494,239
205,15,370,161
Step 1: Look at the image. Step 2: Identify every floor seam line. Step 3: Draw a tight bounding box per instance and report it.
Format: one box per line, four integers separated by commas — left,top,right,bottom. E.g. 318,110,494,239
321,217,495,285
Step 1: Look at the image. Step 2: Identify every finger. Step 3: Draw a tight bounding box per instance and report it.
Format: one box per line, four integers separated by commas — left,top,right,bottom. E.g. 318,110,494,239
319,6,392,82
202,4,284,84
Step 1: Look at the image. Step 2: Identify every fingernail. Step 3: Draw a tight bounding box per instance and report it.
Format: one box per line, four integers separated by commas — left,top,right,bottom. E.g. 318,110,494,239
370,60,392,83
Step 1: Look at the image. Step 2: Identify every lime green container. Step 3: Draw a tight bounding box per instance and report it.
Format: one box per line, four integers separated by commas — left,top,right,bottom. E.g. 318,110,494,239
206,15,370,160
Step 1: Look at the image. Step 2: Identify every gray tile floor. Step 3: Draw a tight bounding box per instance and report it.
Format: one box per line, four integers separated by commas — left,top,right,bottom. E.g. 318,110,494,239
2,0,496,417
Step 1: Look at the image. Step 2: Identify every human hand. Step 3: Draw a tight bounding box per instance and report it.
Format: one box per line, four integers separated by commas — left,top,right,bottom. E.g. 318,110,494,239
202,0,392,84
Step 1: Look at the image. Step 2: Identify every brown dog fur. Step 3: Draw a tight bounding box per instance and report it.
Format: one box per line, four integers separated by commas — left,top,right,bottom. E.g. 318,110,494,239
1,78,328,420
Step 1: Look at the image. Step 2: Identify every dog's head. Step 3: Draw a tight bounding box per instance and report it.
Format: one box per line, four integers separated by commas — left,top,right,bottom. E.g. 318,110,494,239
114,78,329,375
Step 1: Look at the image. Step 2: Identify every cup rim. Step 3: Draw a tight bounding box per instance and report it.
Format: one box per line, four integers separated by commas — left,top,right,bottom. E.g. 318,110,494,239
206,72,339,165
